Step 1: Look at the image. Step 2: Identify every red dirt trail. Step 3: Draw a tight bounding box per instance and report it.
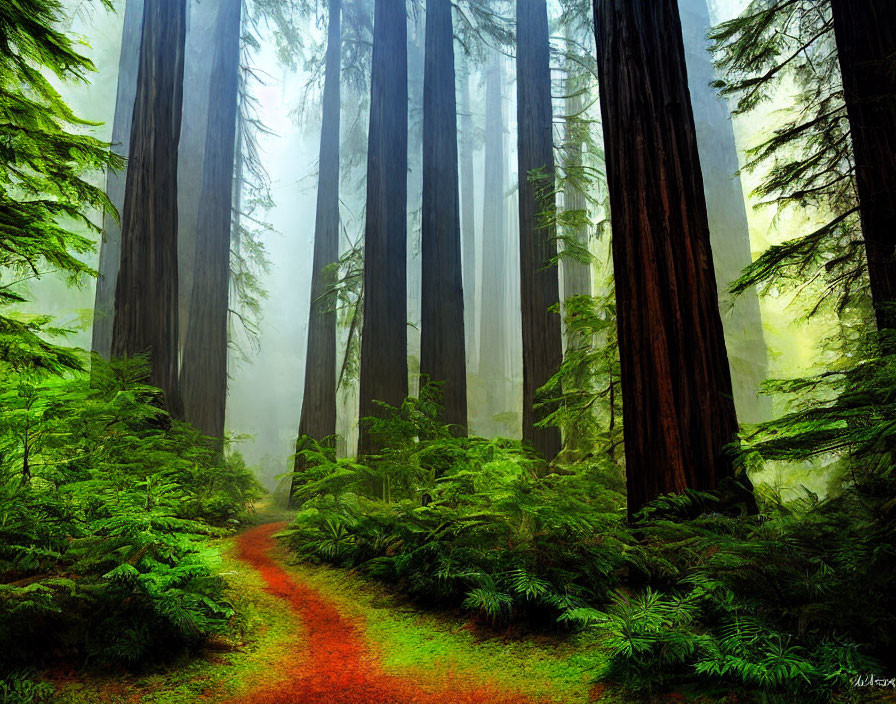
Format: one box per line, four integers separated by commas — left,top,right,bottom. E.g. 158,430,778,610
229,522,547,704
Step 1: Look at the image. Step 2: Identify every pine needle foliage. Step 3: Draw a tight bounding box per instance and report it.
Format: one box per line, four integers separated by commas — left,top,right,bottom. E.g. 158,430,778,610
709,0,867,320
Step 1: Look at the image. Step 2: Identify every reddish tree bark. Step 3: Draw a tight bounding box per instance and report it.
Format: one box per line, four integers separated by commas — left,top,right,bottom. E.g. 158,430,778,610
593,0,741,514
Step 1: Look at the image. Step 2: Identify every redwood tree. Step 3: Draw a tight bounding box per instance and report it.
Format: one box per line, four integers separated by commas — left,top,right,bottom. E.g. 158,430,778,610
91,0,144,360
420,0,466,431
180,0,242,443
830,0,896,331
593,0,741,514
358,0,408,454
111,0,187,414
516,0,563,460
293,0,342,479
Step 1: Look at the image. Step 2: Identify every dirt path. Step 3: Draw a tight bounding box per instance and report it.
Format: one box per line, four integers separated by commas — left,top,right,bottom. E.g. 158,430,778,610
229,522,546,704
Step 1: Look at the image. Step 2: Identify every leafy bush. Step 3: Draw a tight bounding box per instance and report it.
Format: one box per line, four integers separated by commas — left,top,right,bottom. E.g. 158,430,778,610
0,672,53,704
0,357,263,667
588,479,895,702
286,384,632,627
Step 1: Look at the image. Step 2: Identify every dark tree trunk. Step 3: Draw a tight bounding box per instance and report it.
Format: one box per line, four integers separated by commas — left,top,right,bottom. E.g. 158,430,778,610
92,0,144,360
460,59,477,372
678,0,770,423
180,0,242,444
516,0,563,460
421,0,467,431
293,0,341,484
594,0,741,515
830,0,896,331
111,0,187,415
358,0,408,454
479,53,509,417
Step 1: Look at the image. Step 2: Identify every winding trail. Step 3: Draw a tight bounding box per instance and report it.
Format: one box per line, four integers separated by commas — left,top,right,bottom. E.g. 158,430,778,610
229,522,545,704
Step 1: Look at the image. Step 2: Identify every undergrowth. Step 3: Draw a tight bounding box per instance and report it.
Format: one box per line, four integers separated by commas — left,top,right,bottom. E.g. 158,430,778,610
0,357,264,670
286,381,895,703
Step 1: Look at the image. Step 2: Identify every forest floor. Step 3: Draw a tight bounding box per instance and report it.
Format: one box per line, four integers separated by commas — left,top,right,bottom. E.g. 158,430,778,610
48,506,620,704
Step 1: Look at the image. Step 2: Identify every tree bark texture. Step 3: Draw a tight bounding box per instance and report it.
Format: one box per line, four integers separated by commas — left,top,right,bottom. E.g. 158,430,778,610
294,0,342,471
830,0,896,331
92,0,144,360
420,0,467,431
516,0,563,460
594,0,740,514
358,0,408,454
678,0,770,423
111,0,187,416
180,0,242,443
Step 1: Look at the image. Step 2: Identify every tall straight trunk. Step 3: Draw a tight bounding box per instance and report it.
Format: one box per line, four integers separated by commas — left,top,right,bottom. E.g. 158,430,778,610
594,0,741,515
180,0,242,443
830,0,896,332
561,55,591,306
178,1,219,347
358,0,408,454
92,0,144,360
111,0,187,415
294,0,341,473
479,53,508,415
516,0,563,460
678,0,770,423
420,0,466,430
459,60,477,371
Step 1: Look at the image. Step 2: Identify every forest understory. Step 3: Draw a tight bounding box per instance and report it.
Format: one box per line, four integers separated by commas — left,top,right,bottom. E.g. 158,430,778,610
3,0,896,702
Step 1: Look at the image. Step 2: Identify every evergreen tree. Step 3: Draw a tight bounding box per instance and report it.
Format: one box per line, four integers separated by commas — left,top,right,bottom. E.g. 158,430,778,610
594,0,747,514
829,0,896,331
358,0,408,455
111,0,187,415
420,0,467,432
709,1,881,325
293,0,342,492
180,0,243,445
516,0,563,460
0,0,119,372
91,0,143,361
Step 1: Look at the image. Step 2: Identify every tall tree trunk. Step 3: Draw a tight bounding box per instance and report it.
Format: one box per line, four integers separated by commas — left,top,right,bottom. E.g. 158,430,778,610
516,0,563,460
178,0,220,347
594,0,742,515
678,0,770,423
420,0,466,431
111,0,187,415
293,0,341,483
459,59,478,372
479,53,509,426
358,0,408,454
92,0,144,360
830,0,896,332
180,0,242,444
